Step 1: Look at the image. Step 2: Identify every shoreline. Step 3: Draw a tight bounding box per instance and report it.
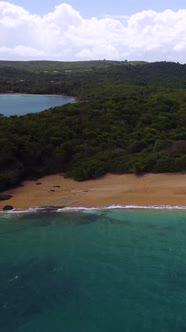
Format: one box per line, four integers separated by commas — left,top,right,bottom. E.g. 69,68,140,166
0,173,186,212
1,205,186,214
0,93,76,98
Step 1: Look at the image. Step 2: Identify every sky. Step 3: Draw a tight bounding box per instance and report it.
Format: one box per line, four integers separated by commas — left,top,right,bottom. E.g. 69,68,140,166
7,0,186,18
0,0,186,62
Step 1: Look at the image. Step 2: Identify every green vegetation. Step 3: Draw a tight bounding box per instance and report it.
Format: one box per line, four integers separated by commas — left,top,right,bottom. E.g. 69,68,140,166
0,60,186,191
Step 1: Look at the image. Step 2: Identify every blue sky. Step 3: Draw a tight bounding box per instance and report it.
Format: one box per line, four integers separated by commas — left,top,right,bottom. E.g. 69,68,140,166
8,0,186,17
0,1,186,62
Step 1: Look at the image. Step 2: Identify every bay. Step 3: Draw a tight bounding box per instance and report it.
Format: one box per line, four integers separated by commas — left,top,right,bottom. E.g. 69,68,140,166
0,94,75,116
0,208,186,332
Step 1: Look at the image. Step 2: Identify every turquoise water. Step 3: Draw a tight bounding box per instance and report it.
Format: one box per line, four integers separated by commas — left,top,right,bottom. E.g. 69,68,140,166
0,209,186,332
0,94,75,116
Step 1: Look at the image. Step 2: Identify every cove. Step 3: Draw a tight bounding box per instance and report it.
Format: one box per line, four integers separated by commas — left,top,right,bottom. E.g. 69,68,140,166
0,94,75,116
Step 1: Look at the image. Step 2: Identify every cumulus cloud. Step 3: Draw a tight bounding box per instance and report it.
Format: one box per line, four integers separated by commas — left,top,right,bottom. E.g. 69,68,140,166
0,1,186,62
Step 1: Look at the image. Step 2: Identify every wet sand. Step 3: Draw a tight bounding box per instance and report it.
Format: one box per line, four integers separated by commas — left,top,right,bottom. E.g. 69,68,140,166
0,173,186,211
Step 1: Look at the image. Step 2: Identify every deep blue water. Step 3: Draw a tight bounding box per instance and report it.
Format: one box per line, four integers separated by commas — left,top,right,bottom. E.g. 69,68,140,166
0,94,75,116
0,209,186,332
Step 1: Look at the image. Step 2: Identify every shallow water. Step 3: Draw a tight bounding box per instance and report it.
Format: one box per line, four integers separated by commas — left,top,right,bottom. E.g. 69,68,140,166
0,209,186,332
0,94,75,116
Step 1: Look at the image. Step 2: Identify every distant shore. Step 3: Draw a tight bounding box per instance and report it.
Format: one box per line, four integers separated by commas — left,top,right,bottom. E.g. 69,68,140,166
0,173,186,211
0,92,76,98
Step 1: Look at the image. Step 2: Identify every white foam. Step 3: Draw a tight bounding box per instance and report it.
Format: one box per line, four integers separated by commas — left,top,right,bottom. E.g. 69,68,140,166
102,205,186,210
0,207,39,214
1,205,186,215
58,205,186,212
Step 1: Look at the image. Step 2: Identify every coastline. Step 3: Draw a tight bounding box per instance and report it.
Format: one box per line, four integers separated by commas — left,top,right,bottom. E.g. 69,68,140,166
0,93,76,98
0,173,186,211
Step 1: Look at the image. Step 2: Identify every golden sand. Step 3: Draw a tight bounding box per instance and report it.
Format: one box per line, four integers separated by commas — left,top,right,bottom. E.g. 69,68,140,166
0,173,186,210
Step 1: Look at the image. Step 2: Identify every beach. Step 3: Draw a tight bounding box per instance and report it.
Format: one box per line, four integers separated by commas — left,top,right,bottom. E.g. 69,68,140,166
1,179,186,332
0,173,185,210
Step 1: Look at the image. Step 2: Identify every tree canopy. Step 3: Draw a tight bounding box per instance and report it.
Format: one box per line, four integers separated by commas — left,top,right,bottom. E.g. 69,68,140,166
0,60,185,191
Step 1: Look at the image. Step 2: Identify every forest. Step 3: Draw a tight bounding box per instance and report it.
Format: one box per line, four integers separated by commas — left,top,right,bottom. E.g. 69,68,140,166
0,60,185,191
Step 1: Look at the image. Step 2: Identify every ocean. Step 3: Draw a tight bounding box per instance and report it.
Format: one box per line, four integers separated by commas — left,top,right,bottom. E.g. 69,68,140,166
0,94,75,116
0,208,186,332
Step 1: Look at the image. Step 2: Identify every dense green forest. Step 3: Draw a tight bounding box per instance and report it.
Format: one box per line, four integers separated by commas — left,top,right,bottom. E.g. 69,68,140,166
0,60,186,191
1,60,186,96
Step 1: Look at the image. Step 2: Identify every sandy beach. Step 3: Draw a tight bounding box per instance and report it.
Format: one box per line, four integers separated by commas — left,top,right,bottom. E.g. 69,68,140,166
0,173,186,210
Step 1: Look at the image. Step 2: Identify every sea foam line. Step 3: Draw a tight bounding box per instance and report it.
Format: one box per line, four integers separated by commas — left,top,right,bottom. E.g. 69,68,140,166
1,205,186,214
58,205,186,212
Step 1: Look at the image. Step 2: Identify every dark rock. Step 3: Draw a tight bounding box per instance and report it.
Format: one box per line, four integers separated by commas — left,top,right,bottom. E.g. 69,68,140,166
0,194,12,201
18,184,24,187
36,182,42,185
3,205,14,211
50,189,55,192
53,185,60,188
63,173,69,178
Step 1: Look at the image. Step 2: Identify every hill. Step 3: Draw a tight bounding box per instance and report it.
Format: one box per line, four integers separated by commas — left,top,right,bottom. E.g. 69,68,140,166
0,60,185,191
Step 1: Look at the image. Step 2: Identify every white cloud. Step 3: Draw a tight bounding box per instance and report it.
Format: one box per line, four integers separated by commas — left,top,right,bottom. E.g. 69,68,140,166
0,2,186,62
